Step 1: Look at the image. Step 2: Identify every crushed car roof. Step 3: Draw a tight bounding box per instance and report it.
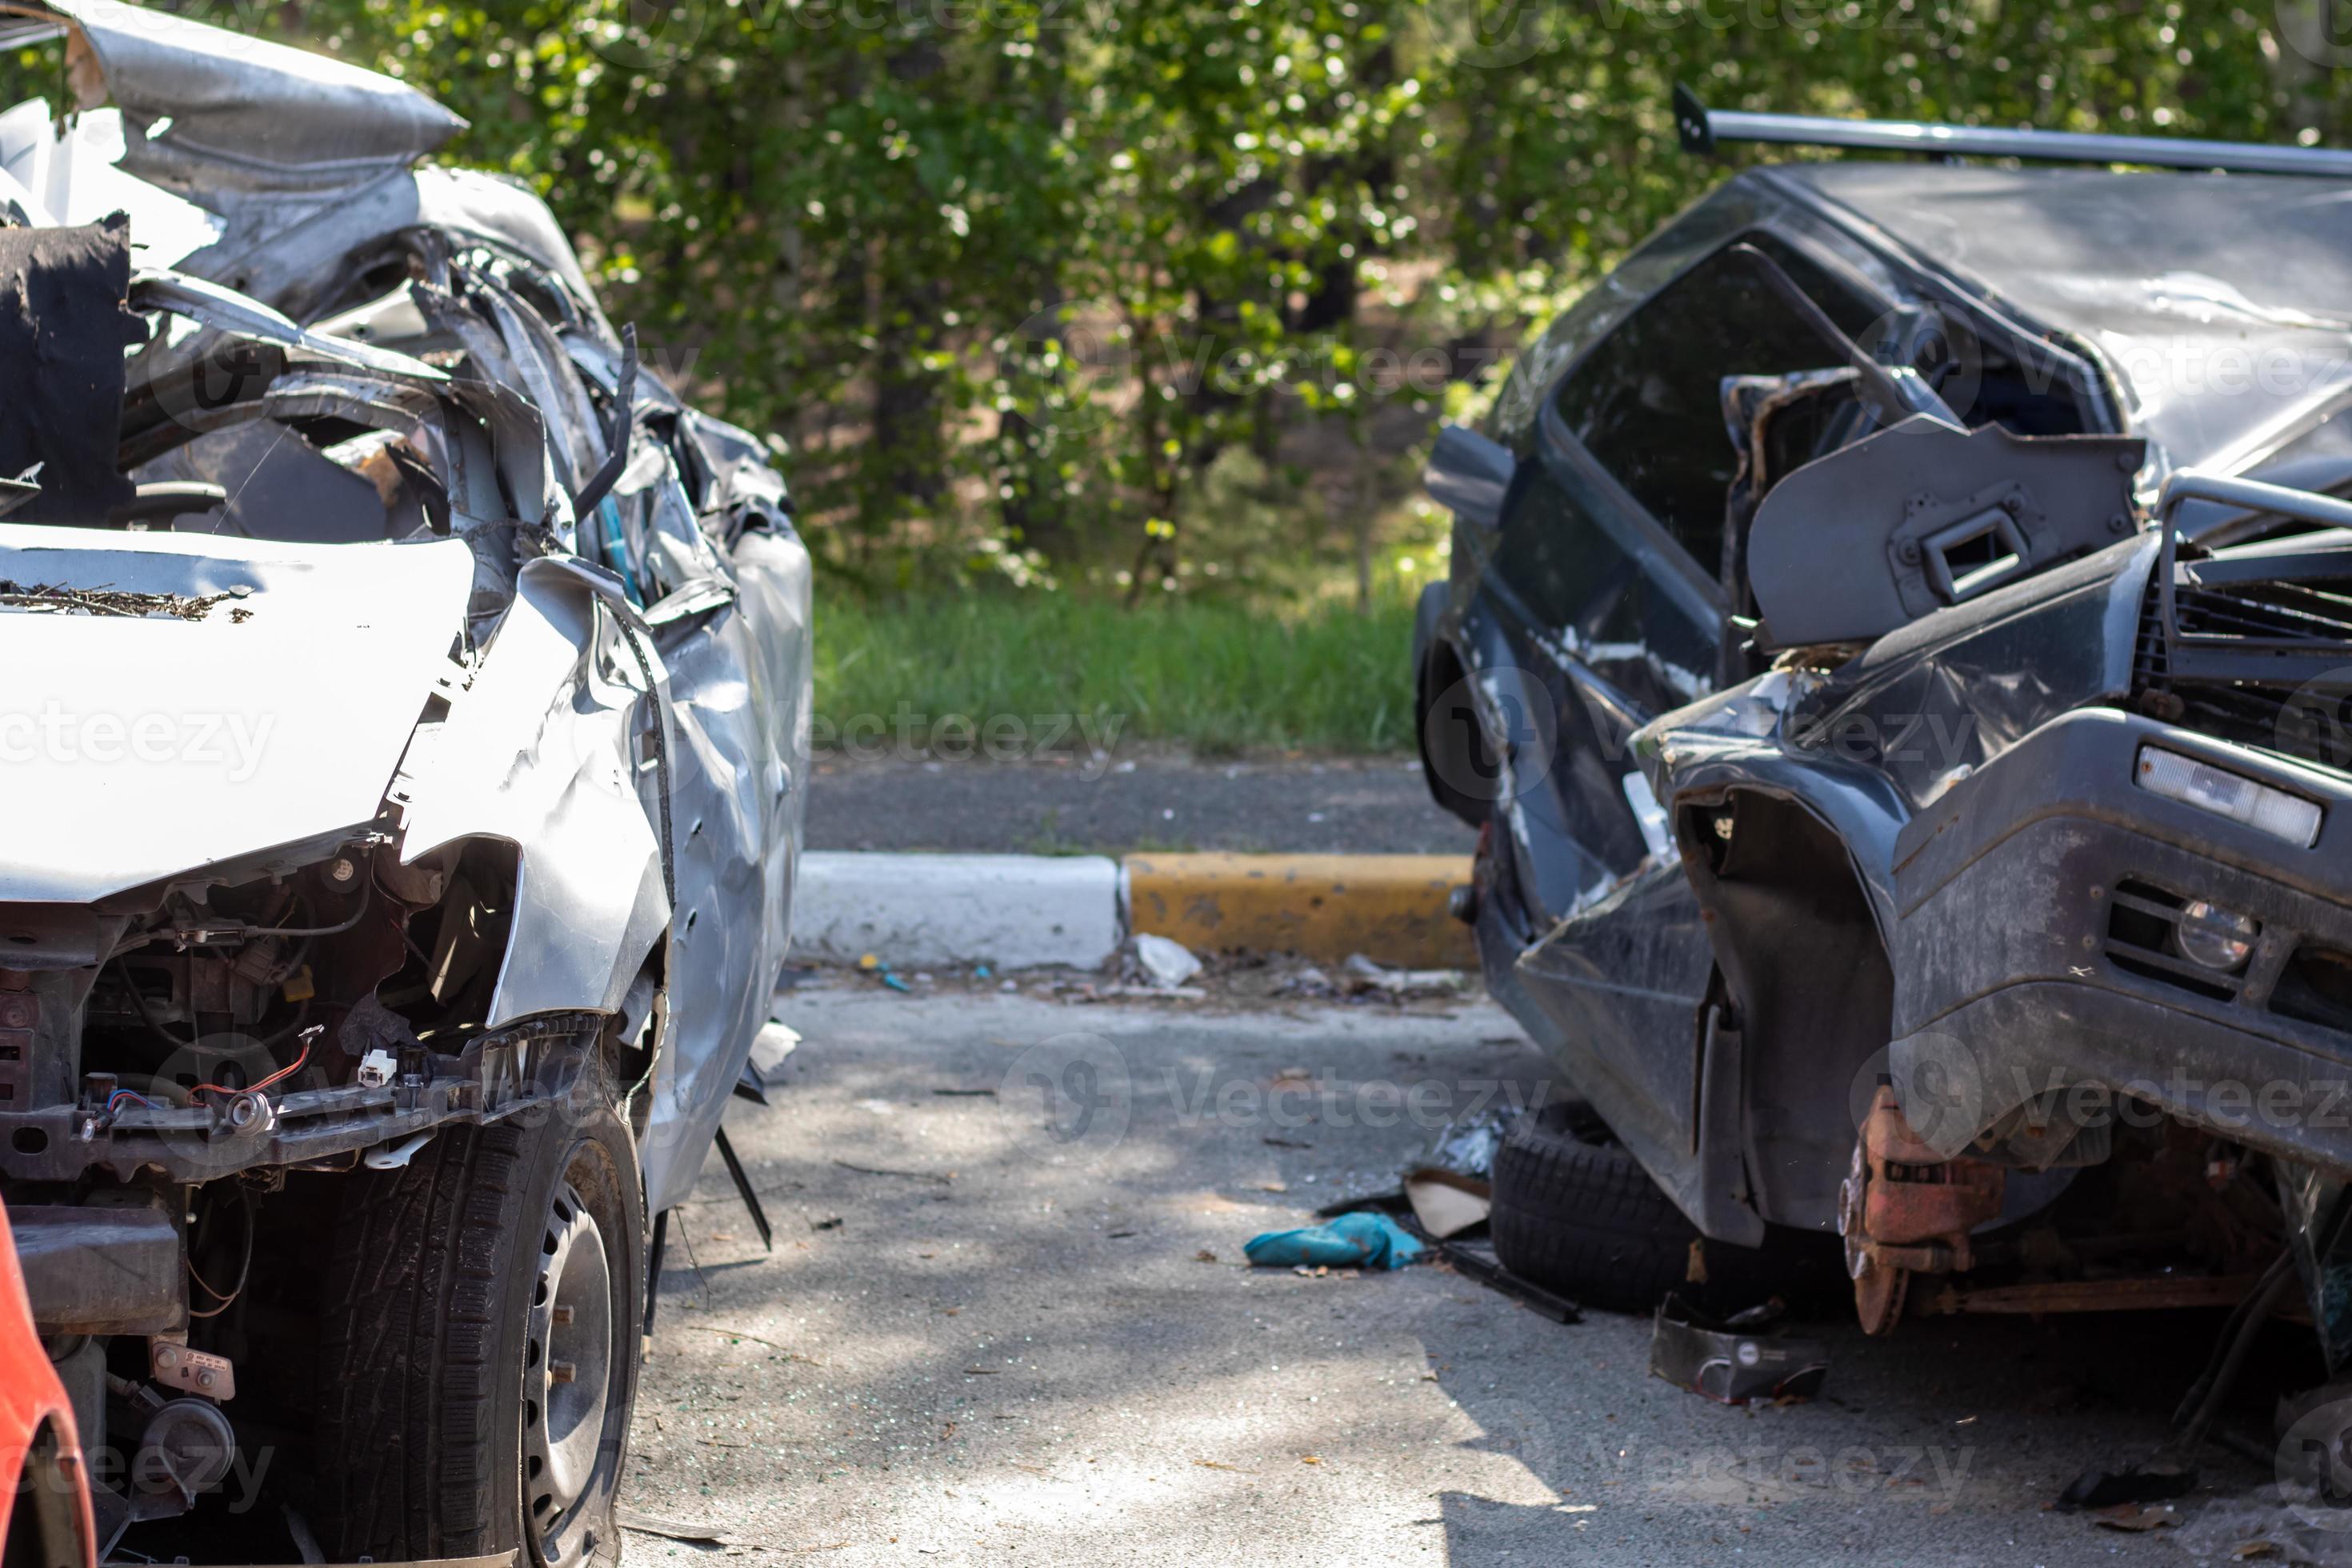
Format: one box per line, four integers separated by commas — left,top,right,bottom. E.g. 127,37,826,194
1773,162,2352,474
0,0,464,190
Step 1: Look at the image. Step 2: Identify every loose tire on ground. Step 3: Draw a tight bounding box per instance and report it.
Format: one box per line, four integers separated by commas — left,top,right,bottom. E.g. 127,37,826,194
1489,1101,1835,1314
315,1050,643,1568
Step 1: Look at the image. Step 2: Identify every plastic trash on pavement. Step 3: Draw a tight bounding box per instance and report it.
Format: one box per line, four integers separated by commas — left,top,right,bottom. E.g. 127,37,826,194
1134,933,1204,988
1244,1211,1427,1270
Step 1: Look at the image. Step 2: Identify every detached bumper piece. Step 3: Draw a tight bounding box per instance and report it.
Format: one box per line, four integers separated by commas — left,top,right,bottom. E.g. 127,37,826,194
1650,1291,1829,1405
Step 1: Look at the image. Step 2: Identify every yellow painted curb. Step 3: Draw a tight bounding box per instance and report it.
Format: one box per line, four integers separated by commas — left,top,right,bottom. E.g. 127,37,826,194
1124,853,1477,968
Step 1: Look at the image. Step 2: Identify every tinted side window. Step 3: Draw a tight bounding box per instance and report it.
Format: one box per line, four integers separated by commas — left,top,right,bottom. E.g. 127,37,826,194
1550,234,1872,576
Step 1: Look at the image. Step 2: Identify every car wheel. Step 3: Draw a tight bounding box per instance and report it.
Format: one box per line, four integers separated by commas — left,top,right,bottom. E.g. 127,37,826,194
315,1052,643,1568
1490,1102,1834,1314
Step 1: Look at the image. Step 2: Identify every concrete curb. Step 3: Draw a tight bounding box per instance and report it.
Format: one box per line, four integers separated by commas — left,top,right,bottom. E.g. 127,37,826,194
794,852,1124,970
1126,852,1476,968
793,850,1474,970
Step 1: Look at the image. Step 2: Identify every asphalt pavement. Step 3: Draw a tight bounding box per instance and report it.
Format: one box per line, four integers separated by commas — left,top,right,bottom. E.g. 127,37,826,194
618,978,2290,1566
804,753,1475,855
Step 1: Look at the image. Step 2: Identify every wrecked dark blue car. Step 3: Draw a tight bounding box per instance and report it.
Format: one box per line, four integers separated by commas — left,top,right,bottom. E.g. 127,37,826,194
1414,97,2352,1365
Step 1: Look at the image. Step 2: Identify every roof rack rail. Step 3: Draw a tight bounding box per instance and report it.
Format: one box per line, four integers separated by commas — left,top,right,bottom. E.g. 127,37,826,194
1673,84,2352,179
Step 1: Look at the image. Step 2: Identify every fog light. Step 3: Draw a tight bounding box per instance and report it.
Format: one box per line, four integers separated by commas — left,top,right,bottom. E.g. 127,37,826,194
2176,900,2259,972
2136,746,2323,848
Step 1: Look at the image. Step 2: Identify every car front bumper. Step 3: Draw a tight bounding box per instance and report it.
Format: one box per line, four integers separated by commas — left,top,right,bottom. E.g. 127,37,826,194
1890,706,2352,1170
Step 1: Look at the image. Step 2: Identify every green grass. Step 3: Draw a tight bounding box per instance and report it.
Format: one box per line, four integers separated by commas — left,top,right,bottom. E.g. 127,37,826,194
814,591,1418,758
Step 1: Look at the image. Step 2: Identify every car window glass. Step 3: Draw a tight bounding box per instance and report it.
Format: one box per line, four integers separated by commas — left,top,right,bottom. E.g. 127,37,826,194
1550,234,1874,575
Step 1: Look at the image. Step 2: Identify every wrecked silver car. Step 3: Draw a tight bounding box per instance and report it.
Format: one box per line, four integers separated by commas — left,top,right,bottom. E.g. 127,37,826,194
1417,94,2352,1362
0,1,810,1559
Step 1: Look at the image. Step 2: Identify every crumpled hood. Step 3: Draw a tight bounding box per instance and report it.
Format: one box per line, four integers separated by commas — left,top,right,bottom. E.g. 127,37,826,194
0,526,475,904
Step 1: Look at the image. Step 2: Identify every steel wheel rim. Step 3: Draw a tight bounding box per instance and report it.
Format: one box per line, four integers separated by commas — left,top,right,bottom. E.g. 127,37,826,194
525,1178,615,1562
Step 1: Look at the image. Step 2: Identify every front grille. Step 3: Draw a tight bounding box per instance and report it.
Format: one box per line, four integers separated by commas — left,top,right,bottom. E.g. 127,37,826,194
2177,572,2352,646
2105,878,2245,1002
2134,557,2352,779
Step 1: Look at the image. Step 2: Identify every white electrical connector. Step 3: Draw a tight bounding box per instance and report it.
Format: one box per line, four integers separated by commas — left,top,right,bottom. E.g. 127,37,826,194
356,1048,398,1089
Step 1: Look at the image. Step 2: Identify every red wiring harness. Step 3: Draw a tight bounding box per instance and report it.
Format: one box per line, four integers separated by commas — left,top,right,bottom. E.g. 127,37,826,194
186,1031,314,1102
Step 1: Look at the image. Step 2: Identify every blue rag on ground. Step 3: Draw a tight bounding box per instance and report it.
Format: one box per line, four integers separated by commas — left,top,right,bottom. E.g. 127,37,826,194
1243,1210,1426,1270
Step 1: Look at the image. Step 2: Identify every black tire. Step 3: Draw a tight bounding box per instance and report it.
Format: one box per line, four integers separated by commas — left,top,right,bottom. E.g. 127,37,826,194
1490,1101,1834,1314
315,1051,643,1568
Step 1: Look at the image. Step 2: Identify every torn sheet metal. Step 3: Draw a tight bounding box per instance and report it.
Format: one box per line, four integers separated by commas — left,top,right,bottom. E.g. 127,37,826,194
393,557,670,1030
637,528,810,1216
129,268,450,384
26,0,466,192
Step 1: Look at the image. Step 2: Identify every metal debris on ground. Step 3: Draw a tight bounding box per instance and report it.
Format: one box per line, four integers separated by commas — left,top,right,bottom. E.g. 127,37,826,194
2172,1486,2352,1563
1340,954,1466,999
1649,1291,1830,1405
1414,1102,1517,1182
2056,1463,2197,1512
616,1506,738,1547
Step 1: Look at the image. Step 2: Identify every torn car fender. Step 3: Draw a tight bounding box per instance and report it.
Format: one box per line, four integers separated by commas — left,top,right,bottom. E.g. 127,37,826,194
634,528,812,1217
391,554,670,1030
1636,672,1910,944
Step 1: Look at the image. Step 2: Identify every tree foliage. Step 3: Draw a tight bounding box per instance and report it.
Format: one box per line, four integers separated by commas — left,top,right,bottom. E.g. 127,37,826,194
12,0,2350,593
